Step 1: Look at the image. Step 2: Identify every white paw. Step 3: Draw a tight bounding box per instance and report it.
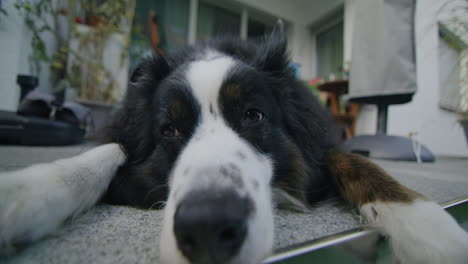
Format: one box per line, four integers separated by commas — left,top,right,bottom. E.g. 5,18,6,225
0,143,125,253
361,200,468,264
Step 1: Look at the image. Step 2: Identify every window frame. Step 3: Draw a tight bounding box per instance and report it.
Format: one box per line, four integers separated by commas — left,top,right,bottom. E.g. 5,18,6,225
187,0,280,43
310,6,345,78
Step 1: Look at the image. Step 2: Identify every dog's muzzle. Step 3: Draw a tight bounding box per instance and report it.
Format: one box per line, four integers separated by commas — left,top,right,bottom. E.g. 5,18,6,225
174,189,252,263
160,121,274,264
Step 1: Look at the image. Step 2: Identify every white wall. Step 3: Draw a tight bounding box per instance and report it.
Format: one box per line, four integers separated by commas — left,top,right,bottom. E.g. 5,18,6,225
0,2,27,111
389,0,468,156
0,1,62,111
349,0,468,156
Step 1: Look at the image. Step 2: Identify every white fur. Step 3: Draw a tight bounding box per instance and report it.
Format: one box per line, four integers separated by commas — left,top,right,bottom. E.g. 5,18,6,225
160,54,274,264
361,200,468,264
186,50,234,118
0,144,126,253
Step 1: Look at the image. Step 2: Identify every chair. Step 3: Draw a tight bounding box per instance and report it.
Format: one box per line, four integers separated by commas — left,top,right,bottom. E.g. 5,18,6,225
339,0,435,162
341,94,435,162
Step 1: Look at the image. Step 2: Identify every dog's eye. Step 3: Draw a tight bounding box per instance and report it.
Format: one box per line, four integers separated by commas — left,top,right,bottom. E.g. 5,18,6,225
161,124,180,137
243,109,264,123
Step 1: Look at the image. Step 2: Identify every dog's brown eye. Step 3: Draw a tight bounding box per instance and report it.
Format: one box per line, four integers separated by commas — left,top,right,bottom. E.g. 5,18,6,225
161,124,180,137
244,109,264,123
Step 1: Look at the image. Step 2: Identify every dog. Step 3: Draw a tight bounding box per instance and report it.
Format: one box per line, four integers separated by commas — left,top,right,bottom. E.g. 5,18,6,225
1,22,468,263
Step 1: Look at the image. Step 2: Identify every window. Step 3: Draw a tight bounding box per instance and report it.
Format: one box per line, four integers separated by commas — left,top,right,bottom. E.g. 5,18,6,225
130,0,189,68
129,0,278,69
197,3,240,41
316,21,344,79
439,37,461,111
248,18,274,40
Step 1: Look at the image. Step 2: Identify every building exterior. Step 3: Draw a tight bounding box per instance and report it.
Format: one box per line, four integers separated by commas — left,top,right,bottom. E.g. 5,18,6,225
0,0,466,156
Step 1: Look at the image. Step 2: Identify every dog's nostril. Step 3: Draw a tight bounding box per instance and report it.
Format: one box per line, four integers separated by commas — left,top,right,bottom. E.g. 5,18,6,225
174,190,250,263
182,236,195,249
219,224,247,249
178,236,196,257
220,226,238,242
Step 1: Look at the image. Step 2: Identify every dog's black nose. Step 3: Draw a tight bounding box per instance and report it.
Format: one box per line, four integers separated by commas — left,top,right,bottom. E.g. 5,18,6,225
173,190,252,263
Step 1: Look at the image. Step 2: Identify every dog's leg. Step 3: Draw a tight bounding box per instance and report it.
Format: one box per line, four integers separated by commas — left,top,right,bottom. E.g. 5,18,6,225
326,151,468,264
0,143,126,254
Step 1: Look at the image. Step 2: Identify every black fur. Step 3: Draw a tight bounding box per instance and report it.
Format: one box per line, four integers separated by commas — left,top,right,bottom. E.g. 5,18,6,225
104,23,339,208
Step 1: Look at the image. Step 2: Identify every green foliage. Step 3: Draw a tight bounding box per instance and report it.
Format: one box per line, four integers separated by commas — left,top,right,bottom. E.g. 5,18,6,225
13,0,136,103
15,1,58,75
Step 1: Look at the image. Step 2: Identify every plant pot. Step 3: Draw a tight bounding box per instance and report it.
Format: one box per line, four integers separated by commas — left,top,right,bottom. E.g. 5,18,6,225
16,75,39,103
75,99,115,137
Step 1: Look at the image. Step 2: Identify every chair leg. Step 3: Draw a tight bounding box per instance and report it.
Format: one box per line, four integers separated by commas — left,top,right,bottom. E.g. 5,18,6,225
348,103,359,137
376,104,388,134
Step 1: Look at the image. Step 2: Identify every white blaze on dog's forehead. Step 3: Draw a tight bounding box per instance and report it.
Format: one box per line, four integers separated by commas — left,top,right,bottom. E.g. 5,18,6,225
186,51,235,116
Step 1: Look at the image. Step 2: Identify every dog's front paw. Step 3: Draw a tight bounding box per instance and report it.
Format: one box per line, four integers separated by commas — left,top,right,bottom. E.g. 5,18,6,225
361,200,468,264
0,167,72,254
0,143,126,255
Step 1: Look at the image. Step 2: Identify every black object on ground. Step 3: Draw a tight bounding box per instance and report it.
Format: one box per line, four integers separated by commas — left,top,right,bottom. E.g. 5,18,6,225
17,75,38,103
0,110,85,146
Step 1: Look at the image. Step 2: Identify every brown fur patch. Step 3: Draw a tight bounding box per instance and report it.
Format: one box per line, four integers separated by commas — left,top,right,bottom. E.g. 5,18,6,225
169,101,185,119
326,151,423,207
225,84,241,100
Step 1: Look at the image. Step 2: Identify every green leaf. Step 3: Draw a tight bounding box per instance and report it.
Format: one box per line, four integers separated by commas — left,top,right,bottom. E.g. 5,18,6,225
51,61,63,69
24,3,32,11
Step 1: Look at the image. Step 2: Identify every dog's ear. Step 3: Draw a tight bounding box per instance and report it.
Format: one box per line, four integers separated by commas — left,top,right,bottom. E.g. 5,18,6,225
257,21,338,159
105,52,170,165
275,79,340,203
253,20,291,76
265,22,339,201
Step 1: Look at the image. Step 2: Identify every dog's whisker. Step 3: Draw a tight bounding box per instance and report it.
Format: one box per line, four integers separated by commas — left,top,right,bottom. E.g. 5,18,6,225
149,200,167,210
275,184,329,194
144,184,169,202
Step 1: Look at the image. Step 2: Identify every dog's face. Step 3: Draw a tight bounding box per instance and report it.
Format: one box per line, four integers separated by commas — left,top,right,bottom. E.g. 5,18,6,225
157,52,280,264
106,24,338,264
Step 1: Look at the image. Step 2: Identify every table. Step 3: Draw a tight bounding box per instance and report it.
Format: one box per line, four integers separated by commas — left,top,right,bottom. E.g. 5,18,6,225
318,80,359,138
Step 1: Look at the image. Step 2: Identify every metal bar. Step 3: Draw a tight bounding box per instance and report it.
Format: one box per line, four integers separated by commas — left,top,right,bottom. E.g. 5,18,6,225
264,228,375,263
188,0,198,44
240,8,248,40
265,195,468,263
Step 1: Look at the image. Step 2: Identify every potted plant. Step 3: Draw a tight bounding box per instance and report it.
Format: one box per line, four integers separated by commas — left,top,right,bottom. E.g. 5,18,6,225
13,0,136,133
67,0,136,133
